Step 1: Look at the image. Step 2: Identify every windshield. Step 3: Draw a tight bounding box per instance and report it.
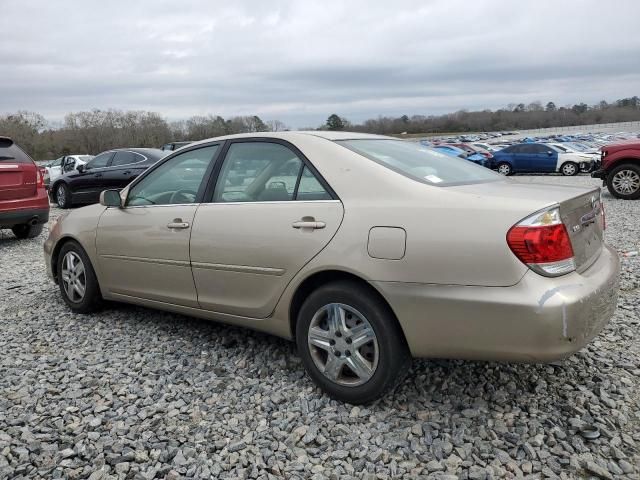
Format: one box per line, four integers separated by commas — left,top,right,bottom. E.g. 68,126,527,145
337,139,501,186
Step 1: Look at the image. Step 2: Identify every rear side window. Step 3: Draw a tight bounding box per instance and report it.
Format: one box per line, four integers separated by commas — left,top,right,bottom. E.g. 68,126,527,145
0,139,33,164
338,139,500,186
112,151,145,167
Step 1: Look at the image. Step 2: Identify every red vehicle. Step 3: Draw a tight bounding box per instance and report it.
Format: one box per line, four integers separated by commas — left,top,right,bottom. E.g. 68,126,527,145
592,141,640,199
0,137,50,238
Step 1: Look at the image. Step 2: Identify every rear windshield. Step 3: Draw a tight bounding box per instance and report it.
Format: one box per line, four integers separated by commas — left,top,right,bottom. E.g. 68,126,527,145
0,139,32,164
337,139,500,186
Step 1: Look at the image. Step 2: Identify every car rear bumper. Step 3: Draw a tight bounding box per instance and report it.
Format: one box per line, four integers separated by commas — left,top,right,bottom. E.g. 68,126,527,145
373,244,620,362
0,190,50,228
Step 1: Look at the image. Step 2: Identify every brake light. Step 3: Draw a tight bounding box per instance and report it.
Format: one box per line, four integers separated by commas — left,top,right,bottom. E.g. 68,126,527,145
506,207,575,277
36,167,45,187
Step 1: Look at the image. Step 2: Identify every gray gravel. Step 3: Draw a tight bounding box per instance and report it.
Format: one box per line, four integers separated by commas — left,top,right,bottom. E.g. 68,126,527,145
0,175,639,479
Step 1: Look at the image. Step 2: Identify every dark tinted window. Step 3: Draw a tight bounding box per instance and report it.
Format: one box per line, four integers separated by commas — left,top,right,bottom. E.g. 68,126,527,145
0,139,32,164
86,152,113,169
112,151,144,167
503,145,518,153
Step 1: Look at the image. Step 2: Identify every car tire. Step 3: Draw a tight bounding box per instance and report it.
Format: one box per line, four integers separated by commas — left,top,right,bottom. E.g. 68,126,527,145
11,223,44,239
606,163,640,200
561,162,579,176
497,162,513,176
55,183,72,209
296,280,411,404
57,241,103,313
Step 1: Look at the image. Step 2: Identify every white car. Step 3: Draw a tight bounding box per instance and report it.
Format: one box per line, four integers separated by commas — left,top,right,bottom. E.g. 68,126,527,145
46,155,93,184
546,143,599,164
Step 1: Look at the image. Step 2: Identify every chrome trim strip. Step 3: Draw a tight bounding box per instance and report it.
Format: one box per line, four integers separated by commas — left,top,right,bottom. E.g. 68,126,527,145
191,262,285,276
123,200,341,209
100,254,191,267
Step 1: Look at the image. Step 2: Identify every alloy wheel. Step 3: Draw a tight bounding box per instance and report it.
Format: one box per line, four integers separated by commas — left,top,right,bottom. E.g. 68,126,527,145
562,163,577,175
56,185,67,207
307,303,379,386
498,164,511,175
61,251,86,302
612,169,640,195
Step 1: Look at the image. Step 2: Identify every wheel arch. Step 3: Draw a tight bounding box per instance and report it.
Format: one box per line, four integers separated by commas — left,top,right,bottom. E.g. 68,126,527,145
50,235,84,283
288,269,408,346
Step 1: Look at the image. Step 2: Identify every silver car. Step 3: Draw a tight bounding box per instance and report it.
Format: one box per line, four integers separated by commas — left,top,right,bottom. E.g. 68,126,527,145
44,132,620,403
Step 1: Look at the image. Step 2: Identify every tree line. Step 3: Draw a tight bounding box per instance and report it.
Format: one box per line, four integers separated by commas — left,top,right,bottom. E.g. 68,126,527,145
1,96,638,160
0,110,284,160
325,96,640,134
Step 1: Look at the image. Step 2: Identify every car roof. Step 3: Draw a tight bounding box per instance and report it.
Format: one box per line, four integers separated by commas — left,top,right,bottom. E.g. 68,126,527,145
106,148,165,159
181,131,392,148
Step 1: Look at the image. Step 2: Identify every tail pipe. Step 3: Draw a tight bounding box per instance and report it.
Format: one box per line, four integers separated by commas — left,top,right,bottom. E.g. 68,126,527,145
29,216,39,226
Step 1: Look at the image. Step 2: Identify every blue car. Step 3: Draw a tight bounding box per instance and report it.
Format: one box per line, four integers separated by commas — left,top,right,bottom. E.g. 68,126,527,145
492,143,589,176
433,145,489,167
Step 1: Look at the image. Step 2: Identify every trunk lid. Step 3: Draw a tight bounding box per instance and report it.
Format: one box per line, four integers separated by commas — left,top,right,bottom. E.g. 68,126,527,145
448,179,604,273
559,189,604,272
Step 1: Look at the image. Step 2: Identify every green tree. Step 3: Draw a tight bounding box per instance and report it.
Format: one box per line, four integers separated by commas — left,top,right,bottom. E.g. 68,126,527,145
326,114,345,131
545,102,557,112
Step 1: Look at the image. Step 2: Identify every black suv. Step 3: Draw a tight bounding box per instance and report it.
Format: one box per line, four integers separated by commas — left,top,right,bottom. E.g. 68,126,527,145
50,148,165,208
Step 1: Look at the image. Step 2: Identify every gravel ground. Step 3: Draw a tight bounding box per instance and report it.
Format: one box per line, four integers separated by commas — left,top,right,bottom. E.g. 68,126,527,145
0,175,638,480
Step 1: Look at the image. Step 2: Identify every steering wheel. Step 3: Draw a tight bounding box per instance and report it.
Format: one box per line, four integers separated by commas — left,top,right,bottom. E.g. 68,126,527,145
169,189,197,204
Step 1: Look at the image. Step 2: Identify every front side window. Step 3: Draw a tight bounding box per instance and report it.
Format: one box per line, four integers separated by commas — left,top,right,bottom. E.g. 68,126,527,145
86,152,113,169
51,157,63,167
214,142,304,202
338,139,500,186
127,145,219,206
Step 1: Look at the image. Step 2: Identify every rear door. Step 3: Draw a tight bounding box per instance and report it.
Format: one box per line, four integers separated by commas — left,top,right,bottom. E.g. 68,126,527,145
532,144,558,172
189,139,344,318
0,138,37,201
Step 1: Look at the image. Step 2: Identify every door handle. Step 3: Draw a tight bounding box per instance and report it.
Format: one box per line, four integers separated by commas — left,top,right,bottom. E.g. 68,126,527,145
123,170,131,175
94,173,103,177
167,219,190,229
292,220,326,230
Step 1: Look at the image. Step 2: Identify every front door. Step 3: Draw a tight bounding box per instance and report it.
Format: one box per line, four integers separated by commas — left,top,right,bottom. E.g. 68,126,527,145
96,144,221,306
190,140,344,318
68,151,114,203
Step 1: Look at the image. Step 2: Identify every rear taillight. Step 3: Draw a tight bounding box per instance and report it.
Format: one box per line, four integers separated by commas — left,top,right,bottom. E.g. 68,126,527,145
506,207,576,277
36,167,45,187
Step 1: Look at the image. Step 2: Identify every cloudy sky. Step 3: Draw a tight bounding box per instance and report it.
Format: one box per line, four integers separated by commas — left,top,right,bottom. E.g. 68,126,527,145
1,0,639,127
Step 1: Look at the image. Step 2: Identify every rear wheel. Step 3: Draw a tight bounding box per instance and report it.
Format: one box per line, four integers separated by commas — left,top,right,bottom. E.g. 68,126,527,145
57,241,103,313
55,183,71,208
11,223,43,239
607,163,640,199
296,280,411,404
561,162,579,176
497,162,512,176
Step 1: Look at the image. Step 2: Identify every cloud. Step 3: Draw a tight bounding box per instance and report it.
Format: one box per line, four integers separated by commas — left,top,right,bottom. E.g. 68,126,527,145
1,0,639,127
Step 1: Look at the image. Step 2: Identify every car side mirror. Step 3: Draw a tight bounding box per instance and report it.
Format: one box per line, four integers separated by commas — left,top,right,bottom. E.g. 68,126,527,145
100,189,122,208
76,164,86,173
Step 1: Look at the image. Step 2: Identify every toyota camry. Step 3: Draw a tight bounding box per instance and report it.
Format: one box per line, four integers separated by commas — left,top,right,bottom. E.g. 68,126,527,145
44,132,620,403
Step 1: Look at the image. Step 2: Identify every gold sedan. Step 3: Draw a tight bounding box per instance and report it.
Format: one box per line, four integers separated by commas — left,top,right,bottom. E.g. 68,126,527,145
45,132,620,403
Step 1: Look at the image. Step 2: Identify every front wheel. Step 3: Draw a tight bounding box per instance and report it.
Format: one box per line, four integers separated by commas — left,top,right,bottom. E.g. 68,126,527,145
296,281,411,404
57,241,103,313
497,162,513,176
606,163,640,199
561,162,579,176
